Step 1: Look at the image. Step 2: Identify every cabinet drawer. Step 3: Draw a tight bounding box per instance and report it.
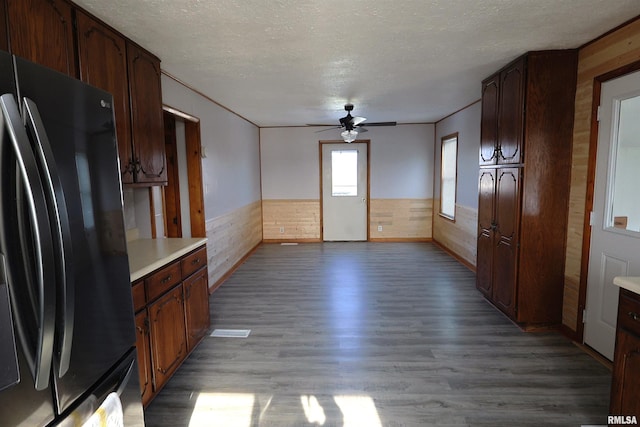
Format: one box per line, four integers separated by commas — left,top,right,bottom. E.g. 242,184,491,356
618,290,640,336
181,246,207,279
132,280,146,312
146,261,181,302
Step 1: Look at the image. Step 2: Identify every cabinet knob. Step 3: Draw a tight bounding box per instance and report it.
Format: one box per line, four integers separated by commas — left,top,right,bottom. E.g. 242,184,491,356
628,311,640,322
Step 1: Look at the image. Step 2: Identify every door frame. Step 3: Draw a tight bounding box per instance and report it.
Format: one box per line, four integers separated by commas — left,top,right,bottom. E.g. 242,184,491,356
319,139,371,241
160,105,207,238
576,59,640,341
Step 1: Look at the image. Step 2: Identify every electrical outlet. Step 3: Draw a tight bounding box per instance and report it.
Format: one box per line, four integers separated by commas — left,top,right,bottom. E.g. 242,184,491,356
377,225,383,232
279,227,284,233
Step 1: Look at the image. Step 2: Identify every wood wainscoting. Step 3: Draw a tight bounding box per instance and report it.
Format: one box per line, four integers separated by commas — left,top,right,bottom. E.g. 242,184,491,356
563,17,640,334
262,199,321,241
432,199,477,270
206,200,262,291
369,198,432,241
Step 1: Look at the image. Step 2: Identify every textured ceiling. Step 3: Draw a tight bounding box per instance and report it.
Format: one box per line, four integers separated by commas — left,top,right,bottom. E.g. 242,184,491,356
73,0,640,127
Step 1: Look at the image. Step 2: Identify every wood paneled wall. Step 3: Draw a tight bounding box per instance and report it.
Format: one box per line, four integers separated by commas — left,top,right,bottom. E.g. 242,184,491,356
369,198,432,241
206,200,262,290
262,198,432,241
262,199,321,241
432,199,477,269
563,18,640,332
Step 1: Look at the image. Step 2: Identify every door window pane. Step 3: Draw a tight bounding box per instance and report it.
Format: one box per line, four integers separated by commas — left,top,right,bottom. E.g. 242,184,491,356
609,94,640,233
440,134,458,219
332,150,358,196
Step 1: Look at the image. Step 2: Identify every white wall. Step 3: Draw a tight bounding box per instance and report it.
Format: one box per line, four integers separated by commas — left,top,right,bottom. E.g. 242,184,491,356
261,124,434,200
434,102,481,209
161,75,261,219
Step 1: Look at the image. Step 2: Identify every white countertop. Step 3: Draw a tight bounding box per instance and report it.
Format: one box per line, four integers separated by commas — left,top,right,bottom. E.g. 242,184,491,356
127,237,208,282
613,276,640,296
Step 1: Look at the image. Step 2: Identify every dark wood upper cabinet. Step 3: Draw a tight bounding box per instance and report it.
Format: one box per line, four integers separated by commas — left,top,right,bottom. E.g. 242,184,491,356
497,58,525,165
76,11,133,184
0,0,8,51
480,57,526,166
7,0,77,77
127,41,167,185
479,74,499,166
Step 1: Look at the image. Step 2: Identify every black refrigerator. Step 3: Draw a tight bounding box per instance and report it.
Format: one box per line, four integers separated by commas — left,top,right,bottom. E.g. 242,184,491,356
0,51,144,426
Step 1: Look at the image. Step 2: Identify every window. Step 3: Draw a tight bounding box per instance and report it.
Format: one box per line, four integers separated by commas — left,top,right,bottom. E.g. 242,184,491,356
440,133,458,220
331,150,358,196
608,93,640,233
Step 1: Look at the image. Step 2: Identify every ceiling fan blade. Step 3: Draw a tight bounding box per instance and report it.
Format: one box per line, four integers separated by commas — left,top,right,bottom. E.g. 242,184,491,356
313,126,342,133
352,116,367,126
359,121,397,127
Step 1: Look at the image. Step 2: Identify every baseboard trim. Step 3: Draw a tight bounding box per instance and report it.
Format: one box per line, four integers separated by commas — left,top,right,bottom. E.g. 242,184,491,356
560,323,582,343
432,240,476,273
262,238,322,244
369,237,432,243
208,242,261,294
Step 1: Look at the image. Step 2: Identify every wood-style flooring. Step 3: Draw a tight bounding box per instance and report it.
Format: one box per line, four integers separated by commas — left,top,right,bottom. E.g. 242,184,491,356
144,242,611,427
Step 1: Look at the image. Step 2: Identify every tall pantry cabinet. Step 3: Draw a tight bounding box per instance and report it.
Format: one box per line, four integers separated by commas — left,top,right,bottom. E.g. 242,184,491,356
476,50,578,326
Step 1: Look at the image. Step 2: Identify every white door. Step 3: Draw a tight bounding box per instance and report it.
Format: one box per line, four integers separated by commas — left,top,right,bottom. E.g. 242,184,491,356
321,143,368,241
584,70,640,360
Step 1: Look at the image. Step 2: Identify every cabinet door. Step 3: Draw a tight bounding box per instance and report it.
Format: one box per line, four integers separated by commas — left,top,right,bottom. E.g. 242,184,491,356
134,310,153,407
492,168,521,317
7,0,77,76
76,12,134,184
148,284,186,391
476,169,495,297
184,268,210,352
127,42,167,184
497,58,525,165
610,328,640,416
0,0,7,51
480,74,499,166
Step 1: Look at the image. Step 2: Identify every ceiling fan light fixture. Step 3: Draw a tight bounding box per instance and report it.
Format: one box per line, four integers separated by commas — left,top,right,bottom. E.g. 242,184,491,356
341,129,358,143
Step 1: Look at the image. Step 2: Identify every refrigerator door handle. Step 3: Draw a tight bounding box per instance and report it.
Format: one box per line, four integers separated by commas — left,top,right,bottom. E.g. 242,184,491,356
0,93,56,391
23,97,75,377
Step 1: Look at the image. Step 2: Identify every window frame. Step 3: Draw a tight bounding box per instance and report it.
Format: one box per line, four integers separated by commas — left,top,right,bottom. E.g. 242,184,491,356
439,132,458,221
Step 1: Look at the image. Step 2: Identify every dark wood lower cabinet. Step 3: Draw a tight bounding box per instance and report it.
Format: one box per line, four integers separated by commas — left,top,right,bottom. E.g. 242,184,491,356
135,310,153,407
148,284,187,392
610,289,640,417
132,244,210,406
184,268,210,352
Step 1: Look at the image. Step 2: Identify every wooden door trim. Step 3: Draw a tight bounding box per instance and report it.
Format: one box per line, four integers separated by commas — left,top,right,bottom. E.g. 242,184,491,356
576,59,640,341
185,120,206,237
318,140,371,241
160,105,206,238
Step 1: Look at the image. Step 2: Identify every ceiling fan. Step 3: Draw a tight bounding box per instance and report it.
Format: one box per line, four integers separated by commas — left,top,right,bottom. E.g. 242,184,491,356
307,104,396,142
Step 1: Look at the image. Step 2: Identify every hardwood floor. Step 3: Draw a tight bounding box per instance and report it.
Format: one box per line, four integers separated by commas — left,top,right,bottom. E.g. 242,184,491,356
144,242,611,426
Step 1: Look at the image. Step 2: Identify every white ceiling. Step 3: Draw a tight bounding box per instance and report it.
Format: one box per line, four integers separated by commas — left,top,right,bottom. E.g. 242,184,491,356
73,0,640,127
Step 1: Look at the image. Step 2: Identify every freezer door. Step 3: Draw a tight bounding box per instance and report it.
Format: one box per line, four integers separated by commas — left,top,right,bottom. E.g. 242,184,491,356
0,255,19,392
15,57,137,413
57,348,144,427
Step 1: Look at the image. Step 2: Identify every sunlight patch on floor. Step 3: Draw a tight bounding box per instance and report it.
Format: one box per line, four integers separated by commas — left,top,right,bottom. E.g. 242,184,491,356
189,393,255,427
301,395,327,425
189,393,383,427
333,395,382,427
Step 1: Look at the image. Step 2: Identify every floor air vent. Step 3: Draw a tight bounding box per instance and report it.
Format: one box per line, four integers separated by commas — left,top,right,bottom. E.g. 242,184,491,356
210,329,251,338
